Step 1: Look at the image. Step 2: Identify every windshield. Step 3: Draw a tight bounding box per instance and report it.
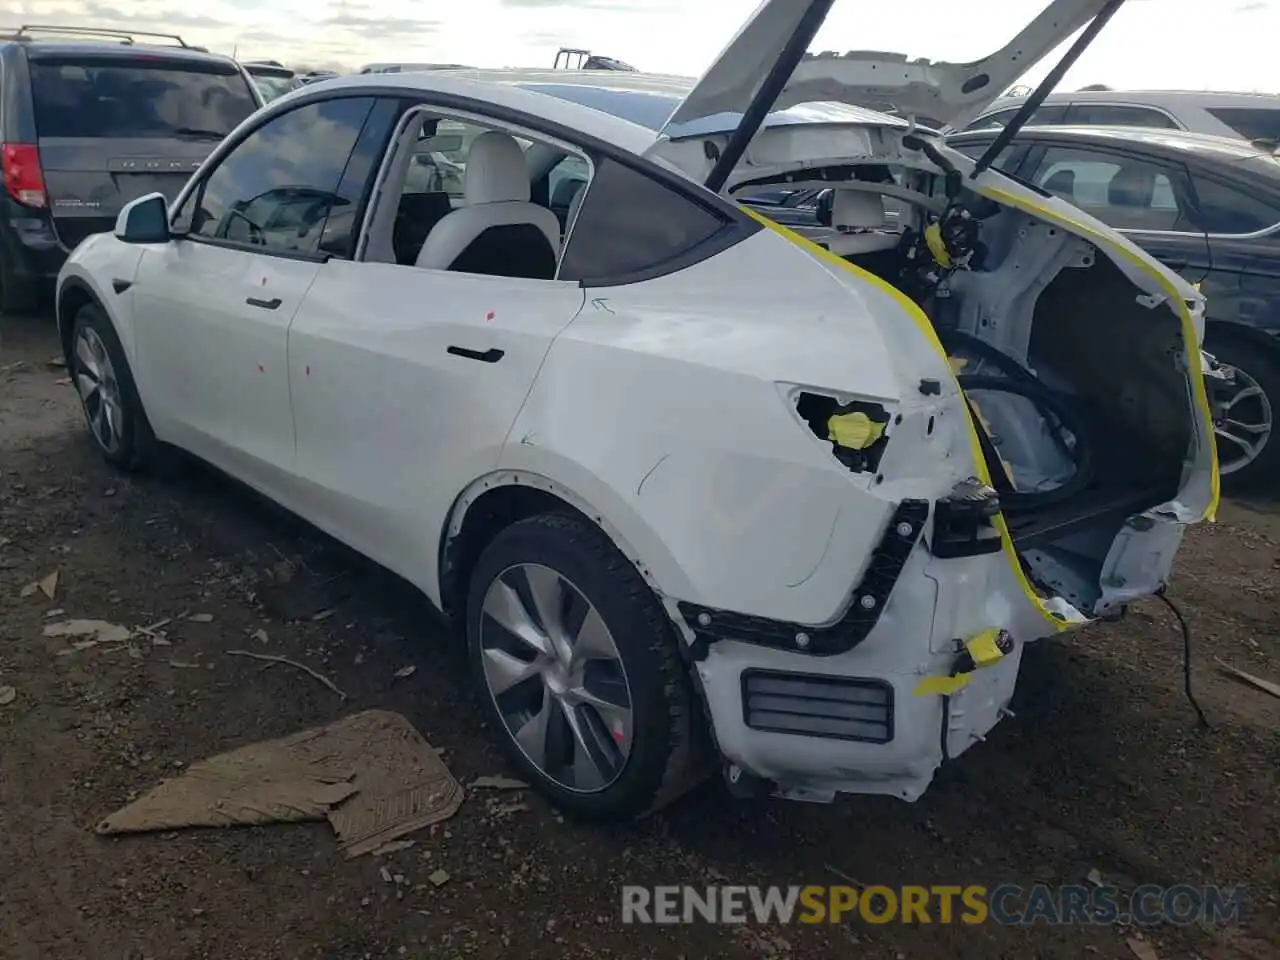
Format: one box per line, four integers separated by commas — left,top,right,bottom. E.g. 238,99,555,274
30,58,258,138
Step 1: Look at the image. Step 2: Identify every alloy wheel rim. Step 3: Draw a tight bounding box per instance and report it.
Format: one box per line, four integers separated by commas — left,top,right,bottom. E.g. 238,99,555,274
72,326,124,455
478,563,634,793
1214,365,1273,475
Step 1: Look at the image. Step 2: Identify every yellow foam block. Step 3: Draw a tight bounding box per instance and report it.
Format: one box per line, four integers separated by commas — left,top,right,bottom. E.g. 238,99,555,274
827,411,885,450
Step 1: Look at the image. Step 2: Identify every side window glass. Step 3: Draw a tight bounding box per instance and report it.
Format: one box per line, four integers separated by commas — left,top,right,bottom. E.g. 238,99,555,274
374,111,569,280
406,119,532,201
951,141,1019,172
965,109,1019,131
1028,147,1190,231
559,157,730,283
1204,107,1280,144
1025,105,1068,126
963,105,1065,132
1190,176,1280,234
547,154,590,215
189,97,375,255
319,97,401,259
739,188,803,205
1063,104,1179,129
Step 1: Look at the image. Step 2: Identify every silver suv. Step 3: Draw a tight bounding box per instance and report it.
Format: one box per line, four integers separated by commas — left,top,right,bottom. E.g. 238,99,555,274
960,89,1280,145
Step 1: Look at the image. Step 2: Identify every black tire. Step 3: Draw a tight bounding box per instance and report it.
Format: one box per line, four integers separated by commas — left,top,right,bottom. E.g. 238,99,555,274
466,512,707,821
68,301,156,471
1204,325,1280,495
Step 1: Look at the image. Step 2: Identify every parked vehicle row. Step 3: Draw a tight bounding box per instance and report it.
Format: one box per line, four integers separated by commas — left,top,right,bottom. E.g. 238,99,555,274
0,24,262,312
55,0,1218,821
242,60,302,102
946,124,1280,489
958,88,1280,147
693,122,1280,492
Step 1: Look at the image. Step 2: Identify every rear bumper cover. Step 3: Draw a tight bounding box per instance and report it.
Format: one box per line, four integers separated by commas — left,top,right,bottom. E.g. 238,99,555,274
694,633,1022,803
2,209,67,286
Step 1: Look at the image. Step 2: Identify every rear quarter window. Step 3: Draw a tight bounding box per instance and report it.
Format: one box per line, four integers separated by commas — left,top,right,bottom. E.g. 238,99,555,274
1189,175,1280,233
29,57,259,138
559,157,734,284
1204,107,1280,144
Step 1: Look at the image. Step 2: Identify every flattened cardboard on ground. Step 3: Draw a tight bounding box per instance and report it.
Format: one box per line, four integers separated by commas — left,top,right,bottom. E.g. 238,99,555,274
96,710,463,857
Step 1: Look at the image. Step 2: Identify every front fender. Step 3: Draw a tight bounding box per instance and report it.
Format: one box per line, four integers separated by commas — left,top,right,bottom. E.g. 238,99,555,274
56,234,145,363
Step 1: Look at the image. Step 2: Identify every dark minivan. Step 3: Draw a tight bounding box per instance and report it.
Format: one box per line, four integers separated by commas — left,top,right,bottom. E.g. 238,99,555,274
0,25,262,311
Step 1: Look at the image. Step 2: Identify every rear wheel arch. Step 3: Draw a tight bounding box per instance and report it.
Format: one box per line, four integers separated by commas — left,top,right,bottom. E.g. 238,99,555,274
437,471,675,623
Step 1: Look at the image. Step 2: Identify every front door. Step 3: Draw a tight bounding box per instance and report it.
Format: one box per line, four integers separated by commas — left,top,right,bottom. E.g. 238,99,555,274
131,96,385,490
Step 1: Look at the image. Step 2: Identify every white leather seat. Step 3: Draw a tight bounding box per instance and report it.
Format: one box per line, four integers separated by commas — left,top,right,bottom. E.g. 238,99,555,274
416,131,562,278
826,190,899,256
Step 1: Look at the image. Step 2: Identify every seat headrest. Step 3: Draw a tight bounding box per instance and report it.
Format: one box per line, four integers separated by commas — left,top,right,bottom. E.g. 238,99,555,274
1108,166,1155,207
464,131,531,205
832,190,886,231
1042,168,1076,199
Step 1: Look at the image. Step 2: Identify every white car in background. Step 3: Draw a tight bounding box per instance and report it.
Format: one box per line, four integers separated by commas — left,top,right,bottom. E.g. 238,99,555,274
55,0,1218,820
960,89,1280,145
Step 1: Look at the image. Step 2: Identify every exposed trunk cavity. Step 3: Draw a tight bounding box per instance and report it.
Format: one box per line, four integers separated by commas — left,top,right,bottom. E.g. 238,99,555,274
806,178,1194,612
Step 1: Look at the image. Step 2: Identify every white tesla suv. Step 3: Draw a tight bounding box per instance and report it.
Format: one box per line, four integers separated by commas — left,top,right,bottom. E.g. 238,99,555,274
56,0,1219,820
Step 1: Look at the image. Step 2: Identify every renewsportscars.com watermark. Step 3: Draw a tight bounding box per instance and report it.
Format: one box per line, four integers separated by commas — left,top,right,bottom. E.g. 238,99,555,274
621,884,1249,926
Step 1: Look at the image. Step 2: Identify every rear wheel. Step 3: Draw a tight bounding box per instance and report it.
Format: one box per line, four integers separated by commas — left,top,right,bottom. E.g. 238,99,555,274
1204,325,1280,494
466,512,706,821
69,302,155,470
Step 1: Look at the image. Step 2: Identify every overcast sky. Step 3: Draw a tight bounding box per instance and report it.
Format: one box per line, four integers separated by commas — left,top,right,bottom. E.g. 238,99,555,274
4,0,1276,92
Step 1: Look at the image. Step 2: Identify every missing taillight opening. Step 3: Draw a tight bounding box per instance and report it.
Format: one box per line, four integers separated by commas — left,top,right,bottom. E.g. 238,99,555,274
796,392,891,474
1,143,47,208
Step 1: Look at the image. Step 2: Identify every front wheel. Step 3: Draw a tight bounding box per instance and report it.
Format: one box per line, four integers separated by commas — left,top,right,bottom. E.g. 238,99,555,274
68,302,155,471
465,512,706,821
1204,326,1279,494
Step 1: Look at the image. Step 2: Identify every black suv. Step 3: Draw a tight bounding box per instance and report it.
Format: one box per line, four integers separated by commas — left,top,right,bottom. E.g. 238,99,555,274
0,25,262,312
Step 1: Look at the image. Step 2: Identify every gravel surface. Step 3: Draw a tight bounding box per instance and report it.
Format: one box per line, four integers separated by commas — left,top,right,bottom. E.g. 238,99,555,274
1,312,1277,960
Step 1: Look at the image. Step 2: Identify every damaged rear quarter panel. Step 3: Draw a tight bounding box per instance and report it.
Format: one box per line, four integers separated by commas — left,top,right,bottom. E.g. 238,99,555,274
499,230,931,624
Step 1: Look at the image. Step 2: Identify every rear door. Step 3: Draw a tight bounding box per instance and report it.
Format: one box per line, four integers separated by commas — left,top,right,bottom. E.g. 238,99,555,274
27,50,260,251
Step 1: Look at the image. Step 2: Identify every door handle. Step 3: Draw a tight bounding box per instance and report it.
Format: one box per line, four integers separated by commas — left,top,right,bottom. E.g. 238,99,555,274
447,346,504,363
246,296,282,310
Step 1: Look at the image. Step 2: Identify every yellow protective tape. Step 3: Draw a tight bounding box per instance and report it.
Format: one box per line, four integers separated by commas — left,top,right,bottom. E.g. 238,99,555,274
977,186,1220,523
739,205,1068,631
964,628,1007,668
924,222,952,268
828,411,885,450
914,674,971,697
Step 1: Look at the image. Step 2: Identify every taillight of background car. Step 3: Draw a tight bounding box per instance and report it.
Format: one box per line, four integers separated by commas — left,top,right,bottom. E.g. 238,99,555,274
1,143,47,207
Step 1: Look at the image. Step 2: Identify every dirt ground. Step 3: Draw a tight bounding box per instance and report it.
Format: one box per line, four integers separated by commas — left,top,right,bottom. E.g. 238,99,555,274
1,311,1277,960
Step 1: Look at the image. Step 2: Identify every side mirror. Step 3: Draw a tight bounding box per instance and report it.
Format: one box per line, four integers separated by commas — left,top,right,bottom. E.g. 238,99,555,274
114,192,170,244
815,189,834,227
